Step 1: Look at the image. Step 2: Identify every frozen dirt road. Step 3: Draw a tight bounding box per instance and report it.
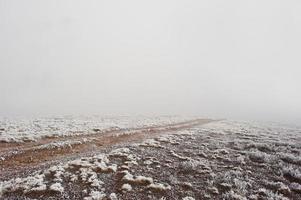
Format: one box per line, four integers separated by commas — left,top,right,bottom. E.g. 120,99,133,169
0,119,214,181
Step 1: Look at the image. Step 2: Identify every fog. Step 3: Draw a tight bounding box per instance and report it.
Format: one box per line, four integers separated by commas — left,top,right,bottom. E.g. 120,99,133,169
0,0,301,124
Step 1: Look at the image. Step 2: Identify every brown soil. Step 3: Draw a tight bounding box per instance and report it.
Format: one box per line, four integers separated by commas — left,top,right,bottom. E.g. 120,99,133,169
0,119,213,180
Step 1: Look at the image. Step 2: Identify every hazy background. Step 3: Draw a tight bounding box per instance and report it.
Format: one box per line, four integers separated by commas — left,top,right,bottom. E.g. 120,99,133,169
1,0,301,124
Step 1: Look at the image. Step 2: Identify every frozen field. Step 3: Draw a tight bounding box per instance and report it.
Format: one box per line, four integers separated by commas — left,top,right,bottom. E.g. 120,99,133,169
0,116,195,143
0,119,301,199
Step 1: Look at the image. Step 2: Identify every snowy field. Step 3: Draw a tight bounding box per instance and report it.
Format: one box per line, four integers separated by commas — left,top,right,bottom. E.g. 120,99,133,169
1,120,301,199
0,116,194,143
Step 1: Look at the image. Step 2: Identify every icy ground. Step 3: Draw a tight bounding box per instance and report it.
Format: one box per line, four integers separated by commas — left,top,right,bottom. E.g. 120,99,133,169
0,116,194,143
1,120,301,199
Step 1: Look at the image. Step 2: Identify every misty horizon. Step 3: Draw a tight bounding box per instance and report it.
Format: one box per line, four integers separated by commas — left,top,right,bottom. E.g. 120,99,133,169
1,0,301,125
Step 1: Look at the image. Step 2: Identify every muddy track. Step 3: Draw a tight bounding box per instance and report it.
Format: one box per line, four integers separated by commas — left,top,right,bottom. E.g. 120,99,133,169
0,119,214,180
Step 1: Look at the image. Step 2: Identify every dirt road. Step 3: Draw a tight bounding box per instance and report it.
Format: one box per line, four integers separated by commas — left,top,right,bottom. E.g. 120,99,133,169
0,119,214,180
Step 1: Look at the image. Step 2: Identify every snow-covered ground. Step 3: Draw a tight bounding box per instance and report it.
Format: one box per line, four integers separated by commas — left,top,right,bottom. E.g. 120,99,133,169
1,120,301,199
0,116,194,143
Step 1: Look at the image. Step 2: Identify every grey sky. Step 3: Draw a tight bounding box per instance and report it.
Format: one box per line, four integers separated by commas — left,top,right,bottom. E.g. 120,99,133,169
0,0,301,124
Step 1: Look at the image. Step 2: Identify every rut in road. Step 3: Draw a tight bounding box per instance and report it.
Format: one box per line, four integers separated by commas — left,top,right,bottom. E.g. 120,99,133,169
0,119,214,180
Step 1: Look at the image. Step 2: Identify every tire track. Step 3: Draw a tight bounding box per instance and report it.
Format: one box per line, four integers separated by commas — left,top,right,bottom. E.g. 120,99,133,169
0,119,214,180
